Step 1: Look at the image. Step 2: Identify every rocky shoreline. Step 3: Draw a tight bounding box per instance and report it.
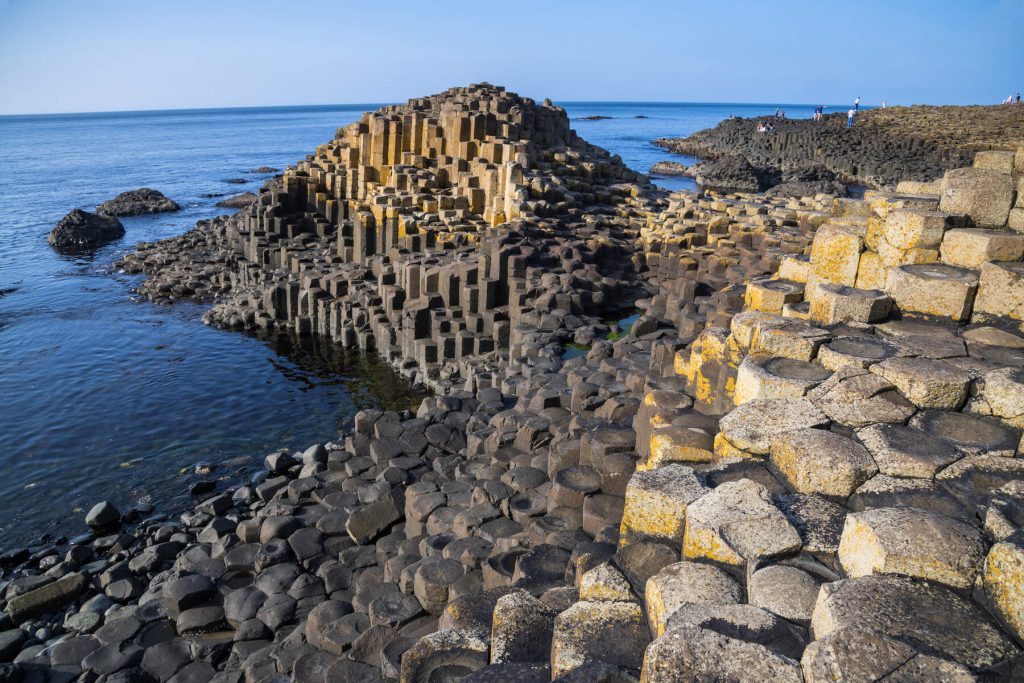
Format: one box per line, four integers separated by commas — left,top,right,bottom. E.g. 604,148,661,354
655,104,1024,191
4,84,1024,681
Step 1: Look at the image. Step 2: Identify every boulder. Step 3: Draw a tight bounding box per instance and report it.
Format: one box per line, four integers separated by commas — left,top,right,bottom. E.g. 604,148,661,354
347,496,401,544
85,501,121,529
856,423,960,478
489,591,557,664
96,188,180,216
619,464,706,547
870,357,970,410
748,564,820,626
49,209,125,250
717,398,829,456
801,625,975,683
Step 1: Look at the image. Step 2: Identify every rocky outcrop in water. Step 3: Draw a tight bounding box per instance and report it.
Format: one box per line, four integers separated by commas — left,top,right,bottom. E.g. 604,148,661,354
96,188,180,216
687,153,764,191
6,85,1024,681
656,104,1024,190
47,209,124,251
216,192,258,208
648,161,689,176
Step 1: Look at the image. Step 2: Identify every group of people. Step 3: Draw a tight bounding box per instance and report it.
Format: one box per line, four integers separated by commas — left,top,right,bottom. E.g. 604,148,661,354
1003,93,1022,104
753,95,886,132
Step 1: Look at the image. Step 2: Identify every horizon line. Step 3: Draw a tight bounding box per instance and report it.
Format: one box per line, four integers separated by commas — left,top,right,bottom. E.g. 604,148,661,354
0,98,982,119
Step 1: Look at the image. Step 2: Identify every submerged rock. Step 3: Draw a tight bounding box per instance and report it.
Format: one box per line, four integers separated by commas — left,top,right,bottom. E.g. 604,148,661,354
216,192,258,208
648,161,690,177
48,209,124,251
96,188,180,216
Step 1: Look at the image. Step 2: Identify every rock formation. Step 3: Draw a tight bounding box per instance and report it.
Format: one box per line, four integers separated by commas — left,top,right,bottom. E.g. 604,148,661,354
96,188,180,216
5,85,1024,681
47,209,125,251
656,104,1024,190
216,192,259,208
647,161,688,177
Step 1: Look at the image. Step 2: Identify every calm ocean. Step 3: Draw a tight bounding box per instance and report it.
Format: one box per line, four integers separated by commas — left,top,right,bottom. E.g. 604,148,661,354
0,100,822,549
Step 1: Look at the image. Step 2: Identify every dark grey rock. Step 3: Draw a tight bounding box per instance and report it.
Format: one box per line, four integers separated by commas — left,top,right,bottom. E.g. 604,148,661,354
49,209,124,251
97,188,180,216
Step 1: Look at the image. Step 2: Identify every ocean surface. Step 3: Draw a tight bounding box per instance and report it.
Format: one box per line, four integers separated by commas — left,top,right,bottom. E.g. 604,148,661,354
0,100,824,550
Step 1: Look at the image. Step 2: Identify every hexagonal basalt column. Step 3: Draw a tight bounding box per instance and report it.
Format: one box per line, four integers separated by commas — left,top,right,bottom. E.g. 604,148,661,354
769,428,877,499
940,228,1024,269
837,506,985,589
973,260,1024,322
734,354,832,405
939,167,1015,228
744,278,805,314
886,263,978,321
810,223,864,287
816,336,899,371
619,464,707,548
807,282,891,325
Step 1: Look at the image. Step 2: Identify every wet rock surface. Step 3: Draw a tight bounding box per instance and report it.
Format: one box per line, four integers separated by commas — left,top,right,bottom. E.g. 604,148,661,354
7,84,1024,680
96,188,181,216
48,209,124,251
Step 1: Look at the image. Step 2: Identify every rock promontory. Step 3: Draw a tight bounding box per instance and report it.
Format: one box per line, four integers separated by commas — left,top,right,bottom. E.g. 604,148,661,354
47,208,125,251
656,104,1024,190
96,188,180,216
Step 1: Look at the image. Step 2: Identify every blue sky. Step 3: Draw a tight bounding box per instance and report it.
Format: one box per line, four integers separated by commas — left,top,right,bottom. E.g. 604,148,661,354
0,0,1021,115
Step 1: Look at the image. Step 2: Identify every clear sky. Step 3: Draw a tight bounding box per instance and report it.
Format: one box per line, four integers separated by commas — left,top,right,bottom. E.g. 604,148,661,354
0,0,1021,115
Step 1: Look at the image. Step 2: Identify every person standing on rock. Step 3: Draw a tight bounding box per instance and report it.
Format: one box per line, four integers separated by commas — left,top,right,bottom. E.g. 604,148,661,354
847,107,856,128
854,96,861,111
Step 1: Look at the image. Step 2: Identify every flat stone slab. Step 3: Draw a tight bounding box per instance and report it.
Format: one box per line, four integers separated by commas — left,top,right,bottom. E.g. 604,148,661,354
808,367,915,428
7,572,86,624
642,625,802,682
801,625,975,683
870,357,971,410
856,423,961,479
684,479,802,567
911,410,1021,458
811,574,1019,670
718,398,829,455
